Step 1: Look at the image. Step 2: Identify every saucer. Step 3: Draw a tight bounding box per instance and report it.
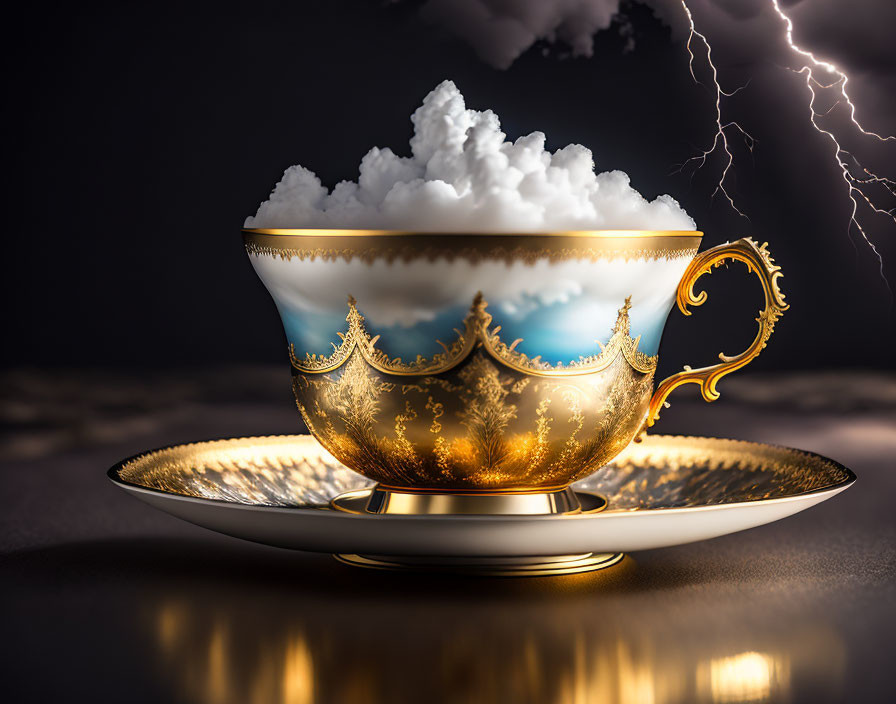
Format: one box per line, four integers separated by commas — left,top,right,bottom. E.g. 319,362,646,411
108,434,855,576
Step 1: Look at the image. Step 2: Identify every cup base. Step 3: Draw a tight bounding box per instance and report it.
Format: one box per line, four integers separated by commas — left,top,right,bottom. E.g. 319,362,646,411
330,486,607,516
333,551,625,577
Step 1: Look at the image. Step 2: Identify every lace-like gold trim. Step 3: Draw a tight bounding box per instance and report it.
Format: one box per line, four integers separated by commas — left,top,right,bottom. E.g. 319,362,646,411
246,240,699,264
289,294,657,377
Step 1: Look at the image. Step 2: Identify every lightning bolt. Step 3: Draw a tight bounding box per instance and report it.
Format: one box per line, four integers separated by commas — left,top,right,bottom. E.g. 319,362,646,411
675,1,755,221
769,0,894,287
676,0,894,290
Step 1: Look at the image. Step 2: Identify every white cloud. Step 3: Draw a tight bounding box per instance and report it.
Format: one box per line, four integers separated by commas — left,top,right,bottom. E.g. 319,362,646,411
245,80,696,232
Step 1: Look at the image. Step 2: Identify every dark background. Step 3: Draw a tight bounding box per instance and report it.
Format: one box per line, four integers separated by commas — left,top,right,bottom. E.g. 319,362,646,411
4,0,895,375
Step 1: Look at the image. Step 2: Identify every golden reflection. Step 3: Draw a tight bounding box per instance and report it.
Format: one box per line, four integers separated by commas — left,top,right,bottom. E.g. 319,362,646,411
698,651,789,703
206,624,228,704
156,602,184,651
282,636,314,704
145,576,845,704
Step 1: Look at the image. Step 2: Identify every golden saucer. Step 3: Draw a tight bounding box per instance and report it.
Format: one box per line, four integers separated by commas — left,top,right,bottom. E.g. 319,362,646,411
108,434,854,577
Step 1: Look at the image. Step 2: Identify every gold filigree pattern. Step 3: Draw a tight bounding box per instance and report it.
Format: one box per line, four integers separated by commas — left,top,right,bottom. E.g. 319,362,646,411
286,293,659,490
113,434,853,509
578,435,849,509
290,294,657,377
291,343,654,492
115,435,368,506
641,238,789,434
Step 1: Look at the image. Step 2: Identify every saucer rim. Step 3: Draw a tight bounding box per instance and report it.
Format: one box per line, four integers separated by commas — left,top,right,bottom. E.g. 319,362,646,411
107,434,857,521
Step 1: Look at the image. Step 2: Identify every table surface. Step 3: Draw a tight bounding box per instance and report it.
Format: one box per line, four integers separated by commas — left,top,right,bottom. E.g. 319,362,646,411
2,368,895,704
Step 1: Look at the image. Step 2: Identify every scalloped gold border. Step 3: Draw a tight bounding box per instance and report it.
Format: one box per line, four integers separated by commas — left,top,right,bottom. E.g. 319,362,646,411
290,294,657,377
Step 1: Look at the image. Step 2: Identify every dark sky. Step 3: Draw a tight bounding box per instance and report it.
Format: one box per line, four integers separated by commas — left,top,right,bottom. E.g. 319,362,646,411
4,0,895,373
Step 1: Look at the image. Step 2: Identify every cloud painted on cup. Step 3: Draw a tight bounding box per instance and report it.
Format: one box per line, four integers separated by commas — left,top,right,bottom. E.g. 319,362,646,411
250,254,691,361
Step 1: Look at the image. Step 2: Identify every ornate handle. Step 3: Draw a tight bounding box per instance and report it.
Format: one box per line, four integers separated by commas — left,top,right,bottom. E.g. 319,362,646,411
640,237,788,434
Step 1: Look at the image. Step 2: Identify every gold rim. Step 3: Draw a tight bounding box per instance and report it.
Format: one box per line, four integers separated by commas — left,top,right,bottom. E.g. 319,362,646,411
243,227,703,238
243,230,703,263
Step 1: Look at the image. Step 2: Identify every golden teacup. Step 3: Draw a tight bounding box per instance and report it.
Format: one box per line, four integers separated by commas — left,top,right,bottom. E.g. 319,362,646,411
244,229,786,515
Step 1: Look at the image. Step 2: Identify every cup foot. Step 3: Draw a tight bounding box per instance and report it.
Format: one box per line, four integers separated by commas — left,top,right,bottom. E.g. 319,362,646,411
330,486,606,516
333,552,625,577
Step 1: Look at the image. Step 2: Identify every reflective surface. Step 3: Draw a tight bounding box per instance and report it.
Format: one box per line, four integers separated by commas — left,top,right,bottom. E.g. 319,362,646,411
138,561,844,704
3,369,895,703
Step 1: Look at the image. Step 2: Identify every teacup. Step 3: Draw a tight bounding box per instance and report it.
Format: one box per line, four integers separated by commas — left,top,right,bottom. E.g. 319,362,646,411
244,229,786,514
